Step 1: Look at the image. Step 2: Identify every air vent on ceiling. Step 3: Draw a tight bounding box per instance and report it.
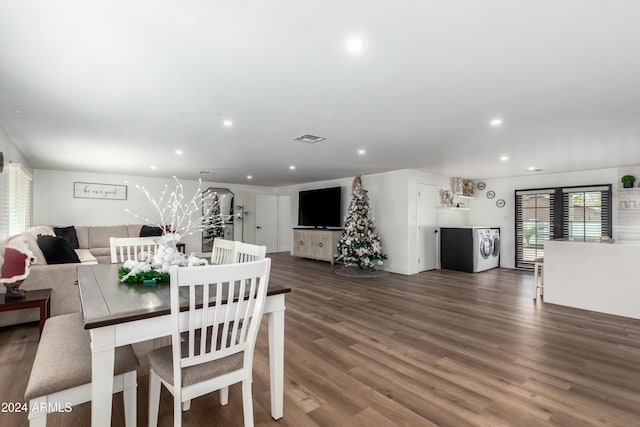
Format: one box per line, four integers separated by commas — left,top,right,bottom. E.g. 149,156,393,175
294,134,327,144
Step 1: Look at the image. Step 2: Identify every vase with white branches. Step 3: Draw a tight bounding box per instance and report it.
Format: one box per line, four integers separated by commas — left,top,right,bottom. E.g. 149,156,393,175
120,177,231,280
125,177,231,247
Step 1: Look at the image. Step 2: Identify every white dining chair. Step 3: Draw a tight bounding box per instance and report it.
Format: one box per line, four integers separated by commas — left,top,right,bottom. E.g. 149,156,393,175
234,242,267,263
25,312,138,427
210,238,237,265
110,236,159,263
147,259,272,427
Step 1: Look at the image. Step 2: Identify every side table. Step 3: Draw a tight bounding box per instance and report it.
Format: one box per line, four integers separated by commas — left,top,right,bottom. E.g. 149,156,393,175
0,288,52,336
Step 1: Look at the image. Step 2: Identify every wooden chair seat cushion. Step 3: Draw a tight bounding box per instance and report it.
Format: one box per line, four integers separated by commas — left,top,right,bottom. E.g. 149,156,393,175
148,343,243,387
24,312,138,400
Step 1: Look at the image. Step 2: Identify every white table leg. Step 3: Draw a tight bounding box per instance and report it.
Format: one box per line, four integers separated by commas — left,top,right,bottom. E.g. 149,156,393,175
90,326,116,427
267,309,285,420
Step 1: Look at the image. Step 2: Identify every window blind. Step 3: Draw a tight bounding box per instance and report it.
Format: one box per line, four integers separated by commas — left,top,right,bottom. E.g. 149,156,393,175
7,163,33,236
562,185,611,241
515,188,555,270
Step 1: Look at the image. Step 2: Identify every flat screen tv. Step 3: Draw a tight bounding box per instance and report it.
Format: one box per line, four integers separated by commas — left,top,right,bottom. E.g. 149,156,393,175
298,186,342,228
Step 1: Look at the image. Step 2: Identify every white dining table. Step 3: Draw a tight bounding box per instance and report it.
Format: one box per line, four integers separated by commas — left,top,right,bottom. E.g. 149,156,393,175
77,263,290,427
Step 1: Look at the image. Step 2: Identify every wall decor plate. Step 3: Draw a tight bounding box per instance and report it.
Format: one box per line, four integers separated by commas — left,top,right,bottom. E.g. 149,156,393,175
496,199,505,208
477,181,486,190
486,190,496,199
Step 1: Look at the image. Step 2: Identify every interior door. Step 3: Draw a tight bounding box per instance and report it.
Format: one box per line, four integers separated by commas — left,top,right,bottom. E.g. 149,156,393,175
277,195,291,252
417,183,437,271
255,194,278,253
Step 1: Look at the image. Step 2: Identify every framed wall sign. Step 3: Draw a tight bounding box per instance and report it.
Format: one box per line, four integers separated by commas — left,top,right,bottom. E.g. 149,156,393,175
73,182,127,200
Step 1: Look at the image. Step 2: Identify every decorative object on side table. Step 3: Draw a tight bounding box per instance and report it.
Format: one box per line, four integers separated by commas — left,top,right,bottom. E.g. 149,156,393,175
0,237,36,298
621,175,636,188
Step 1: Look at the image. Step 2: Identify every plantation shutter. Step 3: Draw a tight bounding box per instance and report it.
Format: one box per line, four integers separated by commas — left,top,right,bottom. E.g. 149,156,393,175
515,188,555,270
6,163,33,236
562,185,611,241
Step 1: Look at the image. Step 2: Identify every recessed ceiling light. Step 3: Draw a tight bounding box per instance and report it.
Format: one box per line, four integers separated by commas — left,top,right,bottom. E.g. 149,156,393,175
490,118,503,127
150,165,157,170
15,110,21,114
527,166,536,171
289,165,296,170
500,156,509,161
345,39,364,52
223,120,233,127
247,175,253,180
358,149,366,155
175,149,183,155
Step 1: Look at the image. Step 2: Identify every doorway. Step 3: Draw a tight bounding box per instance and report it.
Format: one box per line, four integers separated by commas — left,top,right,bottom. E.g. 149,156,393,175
417,183,437,271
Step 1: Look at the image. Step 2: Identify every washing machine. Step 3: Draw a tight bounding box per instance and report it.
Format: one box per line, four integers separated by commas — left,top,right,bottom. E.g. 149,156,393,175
490,228,501,266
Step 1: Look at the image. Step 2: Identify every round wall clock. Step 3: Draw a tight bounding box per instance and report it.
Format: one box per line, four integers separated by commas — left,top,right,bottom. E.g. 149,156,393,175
486,190,496,199
477,181,486,190
496,199,505,208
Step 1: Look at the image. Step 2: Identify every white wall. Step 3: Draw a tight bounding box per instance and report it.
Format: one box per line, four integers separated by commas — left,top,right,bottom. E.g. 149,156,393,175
33,169,274,256
468,167,619,268
279,172,409,272
278,169,449,275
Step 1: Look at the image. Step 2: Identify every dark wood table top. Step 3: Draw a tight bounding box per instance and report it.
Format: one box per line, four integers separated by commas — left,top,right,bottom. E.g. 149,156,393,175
0,288,52,309
78,263,291,329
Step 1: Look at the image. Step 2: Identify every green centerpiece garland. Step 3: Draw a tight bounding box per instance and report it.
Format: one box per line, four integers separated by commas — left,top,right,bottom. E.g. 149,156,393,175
118,267,170,284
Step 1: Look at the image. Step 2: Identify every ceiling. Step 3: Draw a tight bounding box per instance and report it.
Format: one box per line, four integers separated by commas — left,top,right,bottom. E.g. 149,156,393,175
1,1,640,187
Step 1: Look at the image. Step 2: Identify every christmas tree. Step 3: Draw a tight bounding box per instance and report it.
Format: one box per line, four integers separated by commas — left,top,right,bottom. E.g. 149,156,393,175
334,176,387,270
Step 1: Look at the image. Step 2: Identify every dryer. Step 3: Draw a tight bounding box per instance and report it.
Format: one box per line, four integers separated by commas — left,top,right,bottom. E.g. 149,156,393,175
473,228,495,272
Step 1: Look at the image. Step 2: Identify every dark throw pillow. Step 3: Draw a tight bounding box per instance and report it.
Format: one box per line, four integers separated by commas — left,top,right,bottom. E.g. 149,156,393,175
140,225,163,237
54,225,79,249
37,235,81,264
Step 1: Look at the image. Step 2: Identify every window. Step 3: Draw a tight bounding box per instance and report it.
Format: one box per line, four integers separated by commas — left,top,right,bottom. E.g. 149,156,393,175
562,186,611,241
2,163,32,237
515,189,555,269
515,184,611,269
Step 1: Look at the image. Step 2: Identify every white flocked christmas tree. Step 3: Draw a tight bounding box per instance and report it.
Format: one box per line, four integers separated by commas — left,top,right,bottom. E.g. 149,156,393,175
334,176,387,270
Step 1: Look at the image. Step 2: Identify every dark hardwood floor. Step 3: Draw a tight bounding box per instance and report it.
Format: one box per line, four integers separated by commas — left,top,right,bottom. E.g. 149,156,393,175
1,253,639,426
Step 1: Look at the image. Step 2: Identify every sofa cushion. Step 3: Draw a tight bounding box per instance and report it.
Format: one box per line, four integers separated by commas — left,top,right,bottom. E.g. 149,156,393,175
89,247,111,258
75,249,98,265
127,224,143,237
75,226,89,249
88,225,128,249
37,235,81,264
139,225,163,237
54,226,79,249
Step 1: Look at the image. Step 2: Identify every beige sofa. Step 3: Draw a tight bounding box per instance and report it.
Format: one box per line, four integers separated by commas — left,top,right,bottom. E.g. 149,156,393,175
0,224,147,328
